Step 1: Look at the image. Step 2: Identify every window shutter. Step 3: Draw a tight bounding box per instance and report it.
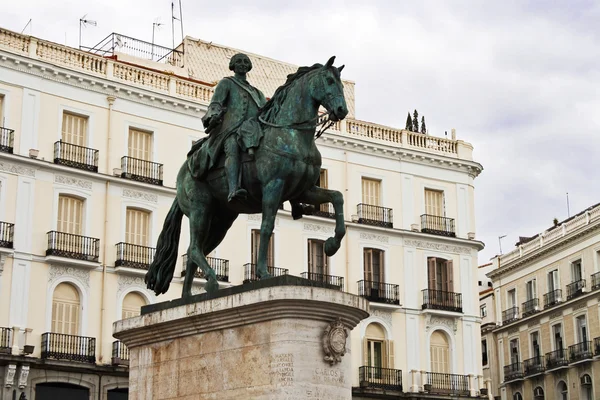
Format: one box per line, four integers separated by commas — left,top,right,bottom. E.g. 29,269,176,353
323,244,329,276
51,283,80,335
364,249,372,281
428,258,437,290
362,178,381,206
0,95,4,124
446,260,454,292
62,112,87,146
251,230,259,265
362,336,369,366
318,169,328,188
267,234,274,267
57,195,84,235
122,292,146,319
307,240,313,273
378,250,384,283
388,340,395,369
128,128,152,161
126,208,150,246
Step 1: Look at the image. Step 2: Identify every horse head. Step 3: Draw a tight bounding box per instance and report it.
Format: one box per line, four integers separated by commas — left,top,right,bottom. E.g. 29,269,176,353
310,56,348,122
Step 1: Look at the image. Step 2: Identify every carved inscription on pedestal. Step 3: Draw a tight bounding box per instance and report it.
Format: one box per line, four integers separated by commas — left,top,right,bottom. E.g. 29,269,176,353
270,353,294,387
313,368,346,386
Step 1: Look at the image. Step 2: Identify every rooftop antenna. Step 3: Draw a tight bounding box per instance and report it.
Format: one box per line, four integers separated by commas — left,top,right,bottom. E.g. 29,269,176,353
21,19,32,35
566,192,570,218
498,235,507,255
79,14,97,50
152,20,163,61
171,0,184,48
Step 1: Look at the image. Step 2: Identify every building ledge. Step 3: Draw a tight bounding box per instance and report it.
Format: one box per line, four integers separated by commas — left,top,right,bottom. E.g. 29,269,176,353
45,255,99,270
421,308,463,318
114,266,148,277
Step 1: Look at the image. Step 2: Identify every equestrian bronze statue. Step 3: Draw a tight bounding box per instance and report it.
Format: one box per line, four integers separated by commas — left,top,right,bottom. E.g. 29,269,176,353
145,54,349,297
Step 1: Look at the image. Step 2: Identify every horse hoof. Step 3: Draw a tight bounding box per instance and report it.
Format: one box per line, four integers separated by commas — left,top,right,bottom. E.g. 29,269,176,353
324,237,340,256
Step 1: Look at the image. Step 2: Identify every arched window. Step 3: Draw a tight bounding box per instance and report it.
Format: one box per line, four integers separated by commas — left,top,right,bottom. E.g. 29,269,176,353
126,208,151,246
581,374,593,400
534,386,545,399
430,330,450,373
363,323,394,369
557,381,568,400
51,283,80,335
513,392,523,400
57,195,84,235
122,292,147,319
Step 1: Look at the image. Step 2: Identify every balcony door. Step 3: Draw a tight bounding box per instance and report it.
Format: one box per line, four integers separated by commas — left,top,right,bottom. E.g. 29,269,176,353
364,248,384,285
251,229,274,266
553,324,564,352
361,178,381,206
126,208,150,246
317,169,331,213
509,339,520,364
62,112,87,146
128,128,152,161
526,279,536,301
57,195,83,235
530,331,540,359
122,292,147,319
51,283,80,335
427,257,454,292
507,289,517,309
548,269,559,292
308,239,328,276
430,330,450,373
576,315,588,344
571,260,582,281
364,323,393,372
0,95,4,126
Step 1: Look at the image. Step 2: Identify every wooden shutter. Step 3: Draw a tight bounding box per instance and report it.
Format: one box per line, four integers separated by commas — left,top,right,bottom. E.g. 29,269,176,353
446,260,454,292
126,208,150,246
428,257,437,290
362,337,369,367
122,292,146,319
425,189,444,216
308,239,328,275
364,249,372,281
51,283,80,335
61,112,87,146
387,340,395,369
57,195,84,235
251,229,274,266
362,178,381,206
430,331,450,373
128,128,152,161
0,95,4,125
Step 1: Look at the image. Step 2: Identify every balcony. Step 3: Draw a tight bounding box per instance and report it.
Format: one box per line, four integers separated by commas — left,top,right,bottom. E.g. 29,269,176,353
569,341,593,364
46,231,100,261
0,127,14,153
121,156,163,186
115,243,155,270
421,289,462,313
300,272,344,290
0,327,11,354
502,306,519,324
545,349,569,370
503,362,523,382
0,221,14,249
358,280,400,305
358,366,402,391
420,214,456,238
41,332,96,363
543,289,562,309
523,356,545,376
112,340,129,366
357,203,393,228
566,279,586,300
423,372,469,396
53,140,99,172
243,263,288,283
591,272,600,291
522,298,540,317
594,337,600,356
181,254,230,282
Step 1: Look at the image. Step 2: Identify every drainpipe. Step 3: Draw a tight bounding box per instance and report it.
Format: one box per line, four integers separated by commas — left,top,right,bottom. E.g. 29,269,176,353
344,150,350,287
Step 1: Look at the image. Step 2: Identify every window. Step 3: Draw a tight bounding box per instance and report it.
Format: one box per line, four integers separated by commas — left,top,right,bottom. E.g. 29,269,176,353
427,257,454,292
364,248,384,283
526,279,537,300
480,305,487,318
430,330,450,373
530,331,540,358
424,189,444,217
558,381,568,400
317,169,328,189
482,339,488,366
122,292,147,319
57,195,84,235
552,324,564,351
571,259,582,282
128,128,152,161
61,112,87,146
363,323,394,369
575,315,588,344
251,229,274,266
126,208,150,246
513,393,523,400
533,386,544,399
548,269,559,291
307,239,328,276
361,178,381,206
581,374,593,400
51,283,80,335
509,339,520,364
507,289,517,308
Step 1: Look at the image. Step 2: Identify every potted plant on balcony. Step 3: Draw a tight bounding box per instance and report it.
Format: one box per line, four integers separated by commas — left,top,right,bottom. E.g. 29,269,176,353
423,383,432,392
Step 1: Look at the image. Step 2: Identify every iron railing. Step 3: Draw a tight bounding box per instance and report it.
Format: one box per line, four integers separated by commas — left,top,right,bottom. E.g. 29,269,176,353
420,214,456,237
523,356,545,376
0,221,14,248
569,341,593,363
121,156,163,186
545,349,569,370
180,255,230,282
313,203,335,219
543,289,562,308
357,203,393,228
594,337,600,356
0,327,11,353
54,140,99,172
503,362,523,382
502,306,519,324
111,340,129,366
522,298,540,317
0,127,14,153
422,289,462,312
591,272,600,291
46,231,100,261
567,279,586,300
41,332,96,363
243,263,288,283
358,280,400,305
300,272,344,290
115,243,156,270
358,366,402,391
424,372,469,396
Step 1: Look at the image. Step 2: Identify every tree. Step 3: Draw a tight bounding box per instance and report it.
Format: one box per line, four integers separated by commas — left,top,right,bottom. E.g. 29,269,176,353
412,109,419,133
421,116,427,134
405,112,413,131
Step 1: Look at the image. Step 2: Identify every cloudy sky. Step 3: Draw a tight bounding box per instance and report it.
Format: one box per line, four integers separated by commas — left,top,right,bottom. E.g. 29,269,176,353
2,0,599,262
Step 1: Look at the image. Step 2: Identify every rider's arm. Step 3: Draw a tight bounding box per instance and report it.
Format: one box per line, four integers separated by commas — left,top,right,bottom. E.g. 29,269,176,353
201,80,230,132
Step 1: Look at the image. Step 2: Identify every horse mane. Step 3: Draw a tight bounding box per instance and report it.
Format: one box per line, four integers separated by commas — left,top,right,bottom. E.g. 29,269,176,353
258,63,324,123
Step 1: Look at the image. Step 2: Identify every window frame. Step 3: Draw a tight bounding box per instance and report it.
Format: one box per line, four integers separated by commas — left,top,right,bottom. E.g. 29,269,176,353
307,238,328,276
361,177,382,207
480,304,487,318
363,247,385,283
251,229,275,266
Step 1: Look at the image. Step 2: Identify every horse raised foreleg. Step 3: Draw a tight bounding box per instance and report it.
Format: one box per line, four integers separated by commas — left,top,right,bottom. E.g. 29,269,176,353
184,209,219,296
293,186,346,256
257,179,285,279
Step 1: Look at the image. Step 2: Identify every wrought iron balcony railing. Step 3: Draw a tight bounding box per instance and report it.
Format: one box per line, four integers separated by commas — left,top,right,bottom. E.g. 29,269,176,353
112,340,129,366
569,341,593,363
420,214,456,237
358,280,400,305
424,372,469,395
0,327,11,353
46,231,100,261
313,203,335,219
591,272,600,291
243,263,288,283
522,298,540,317
422,289,462,312
503,362,523,382
545,349,569,370
181,254,230,282
543,289,562,309
0,221,14,249
54,140,99,172
567,279,586,300
115,243,156,270
502,306,519,324
594,337,600,357
0,127,14,153
358,366,402,391
121,156,163,186
300,272,344,290
41,332,96,363
357,203,393,228
523,356,545,376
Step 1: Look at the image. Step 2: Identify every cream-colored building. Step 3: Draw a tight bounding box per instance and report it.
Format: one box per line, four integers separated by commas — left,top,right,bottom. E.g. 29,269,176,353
0,26,485,399
482,204,600,400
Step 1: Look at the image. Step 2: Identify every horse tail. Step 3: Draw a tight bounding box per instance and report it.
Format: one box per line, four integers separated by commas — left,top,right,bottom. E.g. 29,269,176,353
145,199,184,295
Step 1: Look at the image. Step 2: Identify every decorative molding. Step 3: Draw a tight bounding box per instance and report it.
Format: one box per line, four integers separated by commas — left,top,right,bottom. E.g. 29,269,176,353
549,311,562,320
507,327,519,336
116,275,156,302
247,214,279,226
404,239,472,255
54,174,93,190
572,300,587,312
18,365,29,389
370,309,392,323
123,188,158,203
360,232,389,243
4,364,16,388
48,265,90,289
425,314,458,333
527,319,541,328
303,223,334,234
0,161,35,177
322,318,348,365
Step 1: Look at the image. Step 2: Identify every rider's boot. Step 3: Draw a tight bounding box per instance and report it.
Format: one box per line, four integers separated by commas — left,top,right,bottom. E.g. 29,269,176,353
225,152,247,202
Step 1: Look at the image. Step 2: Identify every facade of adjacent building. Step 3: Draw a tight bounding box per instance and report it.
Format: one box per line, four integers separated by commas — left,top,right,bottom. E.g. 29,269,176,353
482,204,600,400
0,26,485,399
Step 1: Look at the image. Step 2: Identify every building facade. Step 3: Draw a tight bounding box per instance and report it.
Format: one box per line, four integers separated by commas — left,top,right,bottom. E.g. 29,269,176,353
0,26,485,399
482,204,600,400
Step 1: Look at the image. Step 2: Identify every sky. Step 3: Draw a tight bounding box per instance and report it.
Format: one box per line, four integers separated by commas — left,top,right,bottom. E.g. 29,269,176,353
1,0,600,263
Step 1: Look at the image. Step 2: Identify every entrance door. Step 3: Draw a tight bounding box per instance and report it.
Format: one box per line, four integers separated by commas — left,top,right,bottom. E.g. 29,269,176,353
36,383,89,400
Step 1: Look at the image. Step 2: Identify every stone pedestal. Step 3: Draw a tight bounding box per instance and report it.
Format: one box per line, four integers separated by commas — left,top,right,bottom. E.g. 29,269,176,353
114,276,369,400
